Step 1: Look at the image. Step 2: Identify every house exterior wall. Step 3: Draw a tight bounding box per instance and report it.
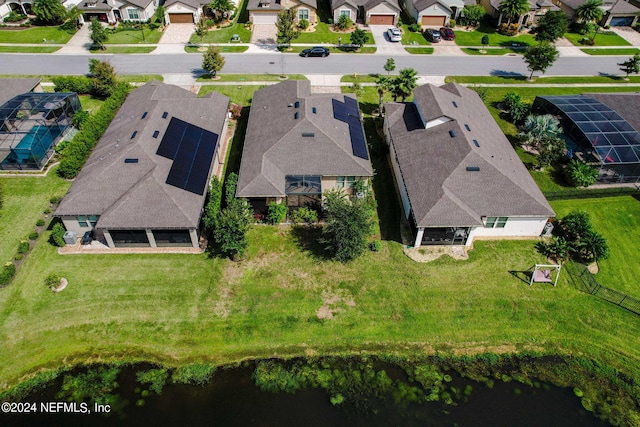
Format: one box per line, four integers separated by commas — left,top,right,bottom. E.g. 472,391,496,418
165,2,199,23
479,0,499,18
366,3,398,24
291,2,317,22
386,138,412,220
0,3,12,19
417,3,450,23
60,216,95,236
555,0,576,18
466,216,548,244
333,3,357,23
320,175,370,196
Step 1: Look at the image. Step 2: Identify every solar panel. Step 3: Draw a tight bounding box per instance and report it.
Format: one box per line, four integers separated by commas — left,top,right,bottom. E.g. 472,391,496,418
157,117,187,159
347,115,368,160
332,98,347,122
185,131,218,195
167,124,200,189
345,96,359,117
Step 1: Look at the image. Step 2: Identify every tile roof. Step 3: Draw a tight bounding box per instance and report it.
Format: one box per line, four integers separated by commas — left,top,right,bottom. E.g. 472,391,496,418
236,80,373,198
55,81,229,230
385,83,554,228
0,78,41,106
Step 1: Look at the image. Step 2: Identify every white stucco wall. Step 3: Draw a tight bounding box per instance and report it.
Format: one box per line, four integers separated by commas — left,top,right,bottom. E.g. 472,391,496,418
0,3,11,19
418,3,450,20
165,2,198,22
333,5,357,23
388,142,412,220
466,217,548,243
60,216,94,236
367,3,399,20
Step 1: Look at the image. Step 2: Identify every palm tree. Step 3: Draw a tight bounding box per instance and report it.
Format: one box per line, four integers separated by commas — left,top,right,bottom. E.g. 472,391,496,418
208,0,235,20
498,0,529,26
392,68,418,102
376,75,393,116
519,114,560,148
575,0,604,23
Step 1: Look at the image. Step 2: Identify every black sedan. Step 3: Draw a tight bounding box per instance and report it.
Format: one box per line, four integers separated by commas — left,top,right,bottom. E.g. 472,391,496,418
300,46,330,57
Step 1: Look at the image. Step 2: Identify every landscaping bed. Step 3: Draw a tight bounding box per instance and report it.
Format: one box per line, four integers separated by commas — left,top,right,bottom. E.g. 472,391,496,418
453,22,535,47
564,31,631,46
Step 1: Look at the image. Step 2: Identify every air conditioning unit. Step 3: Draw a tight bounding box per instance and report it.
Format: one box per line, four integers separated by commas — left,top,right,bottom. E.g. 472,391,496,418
63,231,77,245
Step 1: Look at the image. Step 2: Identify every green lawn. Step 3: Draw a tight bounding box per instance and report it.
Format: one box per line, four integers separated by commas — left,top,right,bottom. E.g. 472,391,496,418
185,45,248,53
550,196,640,297
581,48,640,56
296,23,374,44
341,74,378,83
189,23,252,44
454,22,536,47
118,74,164,83
198,85,266,105
462,47,523,55
0,46,60,53
0,25,76,44
405,47,434,54
90,46,156,54
197,74,307,82
400,27,429,46
445,75,640,84
105,28,163,44
564,31,631,47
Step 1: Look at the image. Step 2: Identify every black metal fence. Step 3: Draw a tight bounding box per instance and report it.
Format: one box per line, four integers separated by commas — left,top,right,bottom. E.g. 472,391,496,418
565,262,640,316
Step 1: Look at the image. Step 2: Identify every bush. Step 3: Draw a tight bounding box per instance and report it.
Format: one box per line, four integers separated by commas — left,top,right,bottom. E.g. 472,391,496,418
43,208,51,214
229,103,242,119
565,160,598,187
17,240,30,254
50,196,60,204
36,219,45,227
291,207,318,224
89,59,117,99
298,19,309,30
335,15,353,31
449,19,456,27
369,240,382,252
0,262,16,286
205,19,215,27
73,110,90,129
172,364,216,385
4,11,26,22
408,23,421,32
501,92,530,124
50,223,67,247
202,176,223,236
321,198,373,262
266,202,288,225
14,254,23,261
44,273,60,289
52,76,93,94
498,23,519,36
28,232,39,241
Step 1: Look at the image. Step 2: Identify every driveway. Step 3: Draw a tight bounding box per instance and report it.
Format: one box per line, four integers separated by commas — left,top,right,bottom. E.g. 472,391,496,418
607,26,640,45
153,23,195,54
368,25,408,55
248,24,278,52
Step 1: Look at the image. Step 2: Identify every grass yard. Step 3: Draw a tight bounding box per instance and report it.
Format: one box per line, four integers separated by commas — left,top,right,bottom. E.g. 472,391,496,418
0,46,60,53
581,48,640,56
197,74,307,82
405,47,434,54
185,45,248,53
564,31,631,46
0,25,76,44
454,22,536,47
341,74,378,83
551,196,640,297
295,23,374,44
104,28,163,44
78,95,105,113
189,23,252,44
90,46,157,54
401,27,429,46
462,47,523,55
445,75,640,84
198,85,266,105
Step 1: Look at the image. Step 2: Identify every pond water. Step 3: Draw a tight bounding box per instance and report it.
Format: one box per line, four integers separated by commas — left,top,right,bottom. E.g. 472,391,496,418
1,362,608,427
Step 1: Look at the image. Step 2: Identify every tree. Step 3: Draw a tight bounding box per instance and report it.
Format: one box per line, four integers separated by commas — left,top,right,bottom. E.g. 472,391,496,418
502,92,530,124
523,43,558,79
276,9,300,48
391,68,418,102
383,57,395,75
565,160,598,187
498,0,529,26
321,198,373,262
575,0,604,24
534,10,569,44
618,53,640,79
579,229,609,262
208,0,235,20
462,4,485,26
154,5,166,25
202,176,223,236
537,135,565,167
350,28,368,48
65,6,83,29
335,14,353,30
519,114,560,148
202,46,225,77
195,18,208,42
375,75,393,116
88,59,117,98
212,174,253,259
32,0,67,24
89,18,108,50
481,34,489,48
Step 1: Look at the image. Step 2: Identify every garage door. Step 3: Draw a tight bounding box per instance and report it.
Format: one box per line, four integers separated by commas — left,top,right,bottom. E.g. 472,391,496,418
370,14,394,25
168,13,194,23
252,12,278,24
421,16,445,26
83,13,108,22
610,16,634,26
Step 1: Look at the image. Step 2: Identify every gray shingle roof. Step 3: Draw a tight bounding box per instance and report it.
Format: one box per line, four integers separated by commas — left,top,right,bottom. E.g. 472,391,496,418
332,0,399,10
608,0,639,14
588,92,640,134
236,80,373,198
385,83,554,228
55,81,229,230
0,78,40,106
248,0,317,11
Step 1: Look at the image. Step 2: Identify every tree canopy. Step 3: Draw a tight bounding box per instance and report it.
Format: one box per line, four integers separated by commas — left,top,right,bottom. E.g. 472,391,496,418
618,53,640,78
321,197,374,263
462,4,485,26
350,28,368,48
202,46,225,77
575,0,604,23
276,9,300,48
32,0,67,24
391,68,418,101
523,43,559,79
89,18,108,49
498,0,529,25
88,58,117,98
534,10,569,43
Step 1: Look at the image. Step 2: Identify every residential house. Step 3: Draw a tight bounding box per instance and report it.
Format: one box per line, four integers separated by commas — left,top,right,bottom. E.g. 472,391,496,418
55,81,230,249
331,0,401,25
248,0,317,25
78,0,157,23
555,0,638,26
403,0,464,27
384,83,555,248
236,80,373,216
0,0,82,20
480,0,560,26
0,78,42,106
164,0,209,23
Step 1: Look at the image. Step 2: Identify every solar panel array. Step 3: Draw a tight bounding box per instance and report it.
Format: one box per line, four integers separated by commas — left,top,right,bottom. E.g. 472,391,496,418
156,117,218,195
332,96,369,160
540,95,640,164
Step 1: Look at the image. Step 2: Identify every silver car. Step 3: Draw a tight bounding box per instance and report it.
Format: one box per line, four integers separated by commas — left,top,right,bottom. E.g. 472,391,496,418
387,27,402,42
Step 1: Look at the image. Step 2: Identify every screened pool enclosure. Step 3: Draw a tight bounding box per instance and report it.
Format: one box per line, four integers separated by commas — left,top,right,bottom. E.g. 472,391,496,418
0,92,81,170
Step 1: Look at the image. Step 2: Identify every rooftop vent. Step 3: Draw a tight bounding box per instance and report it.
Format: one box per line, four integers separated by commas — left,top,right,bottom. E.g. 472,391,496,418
312,107,317,114
302,132,315,137
124,158,139,164
162,112,168,119
131,131,138,139
466,166,480,172
141,112,148,119
152,130,160,138
464,124,471,131
294,112,300,120
452,101,458,108
449,130,457,137
473,139,480,147
295,101,300,108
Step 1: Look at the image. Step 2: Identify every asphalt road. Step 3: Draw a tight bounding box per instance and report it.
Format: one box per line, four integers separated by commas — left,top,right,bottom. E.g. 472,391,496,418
0,52,626,77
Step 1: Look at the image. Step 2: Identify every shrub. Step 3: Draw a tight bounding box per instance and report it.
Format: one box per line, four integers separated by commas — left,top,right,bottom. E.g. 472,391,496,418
14,254,23,261
498,23,519,36
321,198,373,262
501,92,530,124
213,198,253,259
408,23,421,32
565,160,598,187
536,236,570,262
43,208,51,214
172,364,216,385
205,19,215,27
50,195,60,204
298,19,309,30
36,219,45,227
202,176,223,236
291,207,318,224
17,240,30,254
89,59,117,99
0,181,4,210
335,15,353,31
229,103,242,119
28,231,39,241
449,19,456,27
72,110,90,129
52,76,93,94
0,262,16,286
266,202,288,225
44,273,60,289
369,240,382,252
4,11,26,22
50,223,67,247
481,34,490,46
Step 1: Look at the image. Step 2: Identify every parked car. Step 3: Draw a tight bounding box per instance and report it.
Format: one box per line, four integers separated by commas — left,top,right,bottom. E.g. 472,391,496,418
425,29,441,43
439,27,455,41
300,46,330,57
387,27,402,42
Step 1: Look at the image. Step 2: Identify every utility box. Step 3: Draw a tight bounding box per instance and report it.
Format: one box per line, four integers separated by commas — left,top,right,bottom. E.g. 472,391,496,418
63,231,77,245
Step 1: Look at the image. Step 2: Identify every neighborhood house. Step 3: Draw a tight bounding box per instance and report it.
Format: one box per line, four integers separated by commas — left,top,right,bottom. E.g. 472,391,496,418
55,81,229,248
248,0,317,25
384,83,555,248
331,0,400,25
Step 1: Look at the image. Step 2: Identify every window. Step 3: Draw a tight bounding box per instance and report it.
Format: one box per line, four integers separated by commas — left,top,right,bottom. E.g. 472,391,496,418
336,176,356,188
484,217,508,228
127,8,139,20
77,216,98,227
340,9,351,18
298,8,309,20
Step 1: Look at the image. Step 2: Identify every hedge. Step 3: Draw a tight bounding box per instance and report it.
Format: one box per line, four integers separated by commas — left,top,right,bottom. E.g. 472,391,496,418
52,76,93,95
57,82,131,179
